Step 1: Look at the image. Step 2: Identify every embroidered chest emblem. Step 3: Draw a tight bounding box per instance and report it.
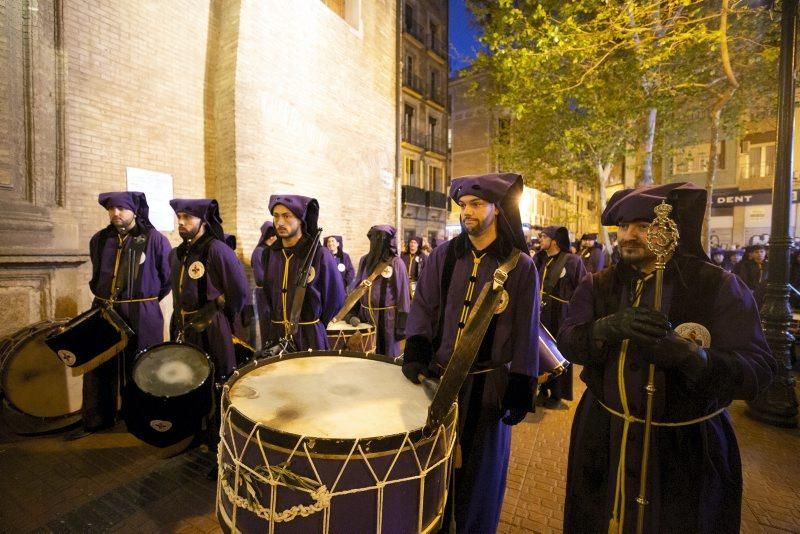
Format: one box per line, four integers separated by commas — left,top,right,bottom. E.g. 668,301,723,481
188,261,205,280
307,266,316,284
139,252,147,265
337,263,346,273
57,349,77,366
381,265,393,279
674,322,711,348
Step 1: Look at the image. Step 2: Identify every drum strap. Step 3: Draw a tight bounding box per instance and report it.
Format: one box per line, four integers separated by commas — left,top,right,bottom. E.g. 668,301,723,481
331,260,391,323
426,248,521,430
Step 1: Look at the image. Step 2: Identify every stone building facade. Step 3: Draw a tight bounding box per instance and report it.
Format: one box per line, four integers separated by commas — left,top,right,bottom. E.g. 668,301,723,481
0,0,397,336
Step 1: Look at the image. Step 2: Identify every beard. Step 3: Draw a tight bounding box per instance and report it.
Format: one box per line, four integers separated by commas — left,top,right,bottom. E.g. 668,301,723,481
464,216,491,236
178,224,201,242
111,216,135,233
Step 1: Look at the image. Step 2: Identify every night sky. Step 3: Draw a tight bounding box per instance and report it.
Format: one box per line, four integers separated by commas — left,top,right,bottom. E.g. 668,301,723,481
449,0,483,76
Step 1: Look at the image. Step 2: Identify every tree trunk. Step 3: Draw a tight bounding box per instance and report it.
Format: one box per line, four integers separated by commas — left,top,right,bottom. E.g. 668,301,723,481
704,87,736,252
597,161,613,251
640,107,657,186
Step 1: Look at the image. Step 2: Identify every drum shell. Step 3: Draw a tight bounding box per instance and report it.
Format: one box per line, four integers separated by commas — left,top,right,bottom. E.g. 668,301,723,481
123,342,214,448
325,322,376,354
1,320,83,434
217,351,457,534
538,323,570,384
44,307,130,371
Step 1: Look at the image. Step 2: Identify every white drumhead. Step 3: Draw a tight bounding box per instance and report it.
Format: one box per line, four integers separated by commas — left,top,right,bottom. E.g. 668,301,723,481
230,356,430,439
326,321,373,333
134,344,210,397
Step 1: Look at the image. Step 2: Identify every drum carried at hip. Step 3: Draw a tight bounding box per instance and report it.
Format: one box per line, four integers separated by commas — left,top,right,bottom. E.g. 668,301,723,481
44,305,134,375
537,323,570,384
325,320,376,354
217,350,457,534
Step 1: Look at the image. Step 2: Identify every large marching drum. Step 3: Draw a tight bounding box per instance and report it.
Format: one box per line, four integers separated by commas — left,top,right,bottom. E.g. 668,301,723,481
325,320,376,354
217,351,457,534
0,321,83,434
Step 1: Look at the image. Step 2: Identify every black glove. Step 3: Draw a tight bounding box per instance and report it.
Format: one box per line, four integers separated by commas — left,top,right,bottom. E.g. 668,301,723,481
402,335,433,384
591,307,671,346
502,373,533,426
394,312,408,341
644,331,708,383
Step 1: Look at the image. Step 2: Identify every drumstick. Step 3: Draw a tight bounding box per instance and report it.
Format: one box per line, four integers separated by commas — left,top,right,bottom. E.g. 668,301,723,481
417,375,439,402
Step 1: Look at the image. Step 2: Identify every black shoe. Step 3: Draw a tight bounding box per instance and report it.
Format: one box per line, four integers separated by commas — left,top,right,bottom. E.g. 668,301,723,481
63,428,94,441
544,398,565,410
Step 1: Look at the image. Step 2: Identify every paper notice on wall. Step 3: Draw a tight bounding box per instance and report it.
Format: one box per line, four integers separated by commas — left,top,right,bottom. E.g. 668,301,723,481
126,167,174,231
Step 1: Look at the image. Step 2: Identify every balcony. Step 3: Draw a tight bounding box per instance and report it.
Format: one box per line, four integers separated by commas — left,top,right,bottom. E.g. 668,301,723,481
427,135,447,155
402,185,427,206
402,127,427,149
427,191,448,209
403,18,425,43
428,85,446,107
403,71,425,95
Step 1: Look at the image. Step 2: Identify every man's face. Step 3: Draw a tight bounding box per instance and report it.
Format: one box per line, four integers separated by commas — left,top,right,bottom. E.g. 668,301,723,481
409,240,419,254
753,248,766,263
107,206,135,232
539,234,554,252
712,253,724,264
731,253,742,264
459,195,496,236
176,212,203,241
326,236,339,253
617,220,657,267
273,204,302,240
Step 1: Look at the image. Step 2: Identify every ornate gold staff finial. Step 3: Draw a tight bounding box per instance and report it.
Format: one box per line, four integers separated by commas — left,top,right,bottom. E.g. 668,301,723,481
635,200,680,534
645,201,680,264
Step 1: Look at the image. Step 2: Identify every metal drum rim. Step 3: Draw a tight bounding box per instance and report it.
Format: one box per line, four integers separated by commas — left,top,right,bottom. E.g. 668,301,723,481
221,350,458,459
0,320,69,405
131,341,214,400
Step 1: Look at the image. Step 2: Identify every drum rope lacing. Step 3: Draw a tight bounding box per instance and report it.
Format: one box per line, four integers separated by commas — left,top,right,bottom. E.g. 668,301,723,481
217,397,458,530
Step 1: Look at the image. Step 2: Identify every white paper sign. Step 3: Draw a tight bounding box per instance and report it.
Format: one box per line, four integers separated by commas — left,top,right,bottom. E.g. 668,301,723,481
126,167,174,231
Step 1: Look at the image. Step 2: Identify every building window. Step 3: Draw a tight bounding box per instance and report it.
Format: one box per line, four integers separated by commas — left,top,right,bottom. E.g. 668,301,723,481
320,0,361,28
403,105,415,139
428,116,438,144
673,143,724,175
429,21,439,48
404,157,418,187
404,3,414,32
743,144,776,180
429,165,443,193
430,70,437,99
405,55,413,84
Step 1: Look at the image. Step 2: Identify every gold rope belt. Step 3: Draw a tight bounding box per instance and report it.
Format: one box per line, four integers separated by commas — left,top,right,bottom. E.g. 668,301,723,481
541,292,569,304
96,296,158,304
271,319,321,326
364,305,396,311
596,398,726,427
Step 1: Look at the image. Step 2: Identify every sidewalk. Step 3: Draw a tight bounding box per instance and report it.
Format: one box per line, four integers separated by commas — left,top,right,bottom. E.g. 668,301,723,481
1,376,798,533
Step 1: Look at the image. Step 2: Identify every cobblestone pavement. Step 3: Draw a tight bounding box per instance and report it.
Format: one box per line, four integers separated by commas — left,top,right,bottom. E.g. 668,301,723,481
1,373,798,533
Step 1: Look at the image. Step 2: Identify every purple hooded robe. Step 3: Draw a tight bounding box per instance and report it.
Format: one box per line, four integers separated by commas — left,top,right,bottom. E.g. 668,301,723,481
251,221,275,344
405,173,539,533
353,225,411,357
168,199,248,380
324,234,355,290
83,192,172,429
262,195,345,351
558,183,775,534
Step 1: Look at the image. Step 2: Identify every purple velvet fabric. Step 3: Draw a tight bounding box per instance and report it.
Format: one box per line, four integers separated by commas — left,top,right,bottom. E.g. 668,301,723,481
169,198,225,241
354,254,410,357
98,191,154,230
84,221,172,429
251,221,275,342
557,258,775,533
324,235,355,290
169,234,249,379
262,237,345,350
405,234,540,531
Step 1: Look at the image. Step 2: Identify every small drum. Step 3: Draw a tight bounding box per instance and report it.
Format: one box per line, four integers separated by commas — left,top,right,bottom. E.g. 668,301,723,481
217,351,457,533
326,321,376,353
123,342,214,448
0,321,83,434
538,323,570,384
45,306,133,374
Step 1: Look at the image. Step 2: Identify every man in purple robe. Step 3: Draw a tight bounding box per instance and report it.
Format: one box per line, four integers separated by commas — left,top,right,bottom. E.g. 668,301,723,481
353,225,410,357
70,192,172,439
168,199,248,381
400,236,425,297
558,182,775,534
324,234,355,290
579,233,606,273
534,225,586,409
262,195,345,350
403,172,539,533
251,221,277,345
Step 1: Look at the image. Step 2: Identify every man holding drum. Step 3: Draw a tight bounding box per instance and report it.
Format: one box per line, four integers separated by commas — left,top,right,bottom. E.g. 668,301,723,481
168,198,249,381
402,172,540,533
557,183,774,533
262,195,345,350
534,225,586,409
69,192,172,440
